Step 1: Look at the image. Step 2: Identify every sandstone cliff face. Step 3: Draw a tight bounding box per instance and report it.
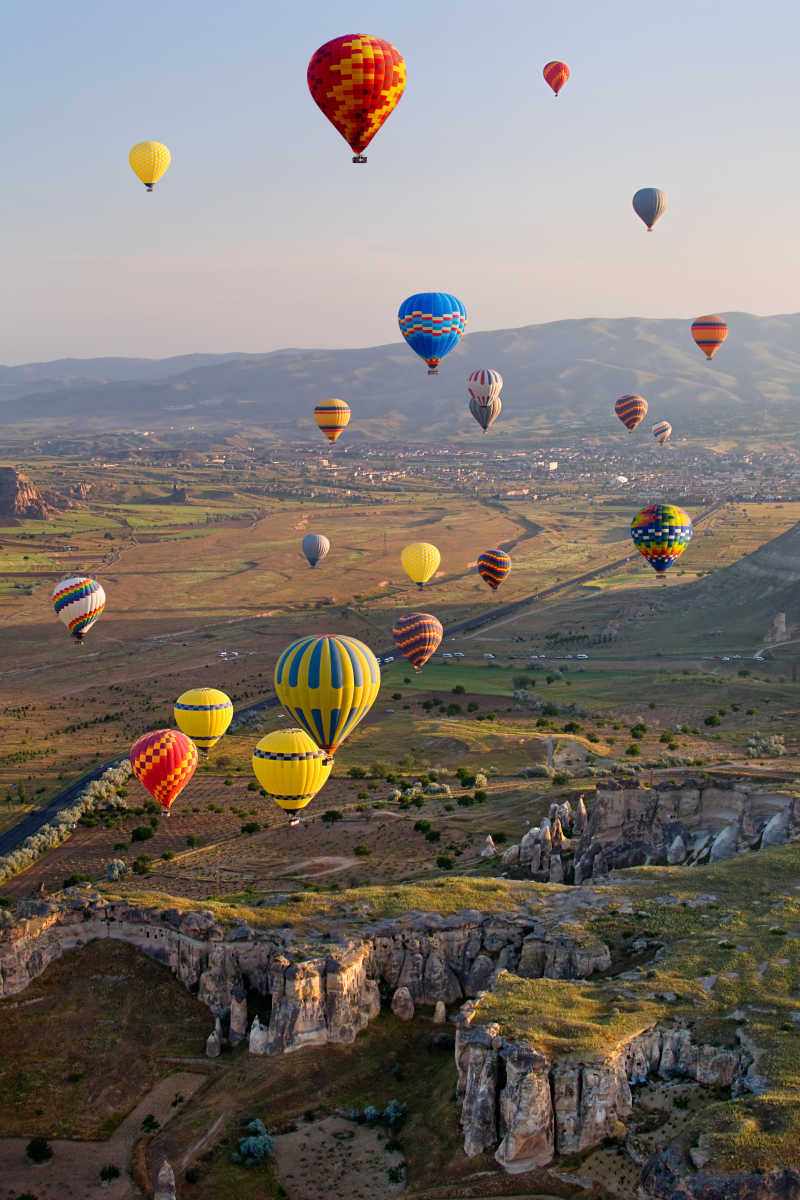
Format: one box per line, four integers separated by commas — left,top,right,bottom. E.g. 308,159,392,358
0,467,50,519
455,1017,749,1174
640,1146,800,1199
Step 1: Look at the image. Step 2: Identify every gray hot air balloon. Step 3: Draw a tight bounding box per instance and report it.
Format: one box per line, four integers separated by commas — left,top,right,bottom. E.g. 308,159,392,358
469,394,502,432
302,533,330,568
632,187,667,231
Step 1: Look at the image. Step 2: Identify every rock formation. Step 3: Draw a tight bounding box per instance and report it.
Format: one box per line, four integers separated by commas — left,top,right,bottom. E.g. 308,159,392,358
640,1146,800,1199
0,467,50,519
154,1159,176,1200
391,985,414,1020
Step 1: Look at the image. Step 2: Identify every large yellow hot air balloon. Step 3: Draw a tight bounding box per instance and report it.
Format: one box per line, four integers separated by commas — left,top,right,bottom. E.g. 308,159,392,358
314,399,350,444
252,727,333,817
401,542,440,588
129,141,171,191
174,688,233,755
274,635,380,755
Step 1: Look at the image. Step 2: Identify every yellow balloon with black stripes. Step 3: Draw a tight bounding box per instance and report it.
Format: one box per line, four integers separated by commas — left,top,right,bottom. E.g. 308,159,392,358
129,141,171,191
401,542,441,588
252,727,333,815
174,688,233,755
274,634,381,755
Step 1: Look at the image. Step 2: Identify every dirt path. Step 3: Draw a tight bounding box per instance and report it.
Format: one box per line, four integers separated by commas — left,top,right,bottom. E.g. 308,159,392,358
280,855,358,878
0,1070,206,1199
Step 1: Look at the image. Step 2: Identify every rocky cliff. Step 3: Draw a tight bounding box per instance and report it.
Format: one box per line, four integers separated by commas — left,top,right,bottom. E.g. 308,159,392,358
0,467,50,519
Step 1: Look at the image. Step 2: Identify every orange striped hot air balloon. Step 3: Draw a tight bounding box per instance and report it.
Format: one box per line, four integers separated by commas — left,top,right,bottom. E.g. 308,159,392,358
392,611,443,671
314,398,351,444
477,550,511,591
691,315,728,362
614,395,648,432
130,729,198,814
543,61,570,96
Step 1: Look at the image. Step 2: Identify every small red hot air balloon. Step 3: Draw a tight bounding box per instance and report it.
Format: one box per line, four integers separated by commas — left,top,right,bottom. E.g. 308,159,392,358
691,315,728,362
543,60,570,96
130,729,198,814
615,395,648,432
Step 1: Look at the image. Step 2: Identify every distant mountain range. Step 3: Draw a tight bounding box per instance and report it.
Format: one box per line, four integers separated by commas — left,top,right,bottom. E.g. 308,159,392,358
4,313,800,443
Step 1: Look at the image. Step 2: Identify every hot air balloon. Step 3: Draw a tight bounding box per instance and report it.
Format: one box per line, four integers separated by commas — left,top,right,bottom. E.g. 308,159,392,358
274,634,381,755
307,35,406,162
632,187,667,231
398,293,467,374
467,369,503,432
52,576,106,642
615,395,648,432
129,142,171,191
302,533,330,568
130,729,198,813
401,542,441,588
252,727,333,818
174,688,233,755
392,612,443,671
630,504,692,578
691,315,728,362
314,399,350,444
543,60,570,96
477,550,511,590
652,420,672,445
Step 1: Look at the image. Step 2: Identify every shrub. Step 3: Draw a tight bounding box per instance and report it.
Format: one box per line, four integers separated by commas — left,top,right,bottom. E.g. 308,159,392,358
99,1165,120,1181
354,843,371,856
474,789,487,801
62,872,91,888
321,809,343,825
746,732,786,758
26,1136,53,1163
551,772,570,785
141,1114,160,1133
413,819,431,833
624,744,642,757
382,1099,408,1130
363,1105,380,1125
492,831,507,844
161,850,176,861
425,830,441,843
348,766,367,778
436,854,454,869
241,822,260,835
186,834,200,848
185,1167,200,1182
467,701,479,712
704,714,721,727
446,703,461,715
563,721,582,733
246,781,258,791
387,1166,405,1183
130,825,154,842
132,854,151,875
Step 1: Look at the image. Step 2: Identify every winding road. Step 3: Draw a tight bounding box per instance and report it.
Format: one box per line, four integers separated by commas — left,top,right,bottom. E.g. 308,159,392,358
0,502,723,860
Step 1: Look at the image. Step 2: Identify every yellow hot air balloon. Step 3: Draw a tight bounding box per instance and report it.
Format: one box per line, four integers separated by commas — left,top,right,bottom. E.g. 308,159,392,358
174,688,233,756
129,141,171,191
252,727,333,817
274,635,381,755
401,542,441,589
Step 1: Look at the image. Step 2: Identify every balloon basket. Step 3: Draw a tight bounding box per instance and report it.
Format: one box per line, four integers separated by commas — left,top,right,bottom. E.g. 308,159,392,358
145,184,154,192
352,155,367,164
427,368,438,375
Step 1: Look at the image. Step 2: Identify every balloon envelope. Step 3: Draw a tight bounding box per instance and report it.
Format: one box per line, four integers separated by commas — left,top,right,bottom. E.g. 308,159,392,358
129,142,171,191
302,533,330,567
632,187,667,230
401,542,441,588
398,293,466,374
543,60,570,95
314,399,350,443
615,395,648,431
652,420,672,445
469,395,501,431
174,688,233,753
274,634,381,754
252,727,333,814
630,504,692,575
691,315,728,361
52,576,106,641
392,611,443,670
307,35,406,159
477,550,511,590
130,729,198,812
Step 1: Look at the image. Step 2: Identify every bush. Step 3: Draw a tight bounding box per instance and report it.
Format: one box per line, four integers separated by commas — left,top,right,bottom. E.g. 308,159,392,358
62,872,91,888
131,825,154,842
467,701,479,712
99,1165,120,1181
446,703,461,715
413,819,431,833
382,1099,408,1130
563,721,582,733
161,849,176,861
436,854,454,870
704,714,721,727
26,1136,53,1163
746,732,786,758
141,1114,160,1133
347,766,367,778
492,831,507,844
474,789,487,801
321,810,342,825
363,1105,380,1125
388,1166,405,1183
186,834,200,848
624,744,642,757
587,732,599,743
551,772,570,785
185,1166,200,1183
132,854,151,875
354,844,371,856
241,822,260,835
425,830,441,843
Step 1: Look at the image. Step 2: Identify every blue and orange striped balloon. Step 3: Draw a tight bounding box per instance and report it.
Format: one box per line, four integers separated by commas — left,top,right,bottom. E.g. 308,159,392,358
477,550,511,591
52,576,106,641
274,634,381,754
691,315,728,362
630,504,692,577
614,395,648,432
392,611,443,671
398,292,466,375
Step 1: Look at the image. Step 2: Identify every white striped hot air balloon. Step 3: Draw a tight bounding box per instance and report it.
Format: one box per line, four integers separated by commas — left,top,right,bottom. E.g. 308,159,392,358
652,421,672,445
52,576,106,642
467,369,503,432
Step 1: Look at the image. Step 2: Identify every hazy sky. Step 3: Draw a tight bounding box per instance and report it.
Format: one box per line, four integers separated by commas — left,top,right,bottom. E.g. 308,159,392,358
4,0,800,363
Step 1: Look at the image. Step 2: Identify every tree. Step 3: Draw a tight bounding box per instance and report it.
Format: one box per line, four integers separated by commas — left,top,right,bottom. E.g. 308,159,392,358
26,1136,53,1163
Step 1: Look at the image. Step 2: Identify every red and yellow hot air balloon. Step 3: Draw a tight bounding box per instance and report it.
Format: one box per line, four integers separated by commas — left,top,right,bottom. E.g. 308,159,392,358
614,395,648,432
691,315,728,362
307,35,406,163
543,61,570,96
129,729,198,814
477,549,511,591
314,399,351,444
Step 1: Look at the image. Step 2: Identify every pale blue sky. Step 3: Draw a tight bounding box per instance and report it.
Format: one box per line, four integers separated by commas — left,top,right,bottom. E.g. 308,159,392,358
3,0,799,362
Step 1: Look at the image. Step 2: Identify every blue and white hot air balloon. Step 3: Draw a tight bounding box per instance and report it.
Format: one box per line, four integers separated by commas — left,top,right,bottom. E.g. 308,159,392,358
398,292,467,375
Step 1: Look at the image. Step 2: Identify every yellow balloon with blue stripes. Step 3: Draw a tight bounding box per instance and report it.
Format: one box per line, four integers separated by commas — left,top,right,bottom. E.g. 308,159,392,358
252,727,333,815
274,635,381,755
174,688,233,754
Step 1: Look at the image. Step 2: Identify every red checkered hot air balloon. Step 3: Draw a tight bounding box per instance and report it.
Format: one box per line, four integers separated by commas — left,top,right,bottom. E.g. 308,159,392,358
130,729,198,814
477,550,511,591
691,315,728,362
543,60,570,96
392,612,443,671
614,395,648,432
307,35,406,163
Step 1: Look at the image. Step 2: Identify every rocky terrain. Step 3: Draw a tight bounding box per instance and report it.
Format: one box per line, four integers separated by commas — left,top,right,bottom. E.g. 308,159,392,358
0,466,51,519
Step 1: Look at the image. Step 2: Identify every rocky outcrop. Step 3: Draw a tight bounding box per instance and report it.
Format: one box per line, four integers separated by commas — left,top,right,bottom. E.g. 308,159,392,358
641,1145,800,1199
455,1015,750,1174
0,467,50,519
154,1159,176,1200
391,986,414,1020
574,781,800,882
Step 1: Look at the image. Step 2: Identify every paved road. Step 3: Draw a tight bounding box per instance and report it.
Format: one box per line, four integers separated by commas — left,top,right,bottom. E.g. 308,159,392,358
0,501,724,859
